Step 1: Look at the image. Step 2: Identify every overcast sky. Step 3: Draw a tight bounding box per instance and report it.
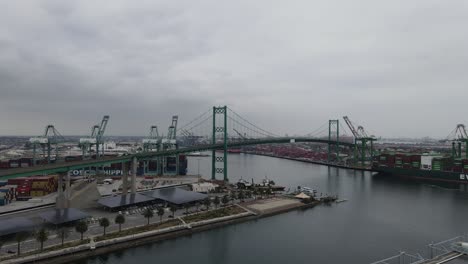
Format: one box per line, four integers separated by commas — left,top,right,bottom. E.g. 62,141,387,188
0,1,467,138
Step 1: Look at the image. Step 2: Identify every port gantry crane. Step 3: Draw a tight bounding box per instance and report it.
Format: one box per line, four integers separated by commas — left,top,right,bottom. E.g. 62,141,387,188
29,125,65,166
343,116,376,166
79,115,110,159
447,124,468,159
142,125,160,175
161,116,179,175
142,126,160,152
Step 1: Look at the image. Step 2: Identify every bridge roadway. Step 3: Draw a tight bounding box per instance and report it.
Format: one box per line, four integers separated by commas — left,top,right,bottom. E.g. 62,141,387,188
0,137,354,180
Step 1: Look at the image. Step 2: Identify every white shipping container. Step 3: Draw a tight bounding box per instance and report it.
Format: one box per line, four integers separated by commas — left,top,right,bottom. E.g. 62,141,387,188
29,137,48,144
421,155,434,170
142,139,159,144
79,138,97,144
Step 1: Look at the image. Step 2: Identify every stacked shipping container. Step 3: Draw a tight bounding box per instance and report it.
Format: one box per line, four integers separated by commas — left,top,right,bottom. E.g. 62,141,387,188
0,185,16,205
30,176,58,197
375,153,468,173
6,175,58,201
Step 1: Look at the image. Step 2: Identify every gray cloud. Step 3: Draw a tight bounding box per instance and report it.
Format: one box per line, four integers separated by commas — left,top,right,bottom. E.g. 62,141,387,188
0,0,467,138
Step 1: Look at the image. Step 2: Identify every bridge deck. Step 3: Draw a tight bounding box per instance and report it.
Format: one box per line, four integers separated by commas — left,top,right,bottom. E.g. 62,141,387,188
0,137,354,179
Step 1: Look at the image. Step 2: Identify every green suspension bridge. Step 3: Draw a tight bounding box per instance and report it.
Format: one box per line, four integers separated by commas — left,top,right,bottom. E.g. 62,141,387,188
0,106,376,181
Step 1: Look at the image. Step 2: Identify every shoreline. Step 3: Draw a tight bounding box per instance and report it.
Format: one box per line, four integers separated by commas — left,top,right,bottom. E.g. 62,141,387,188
241,151,376,172
18,198,321,264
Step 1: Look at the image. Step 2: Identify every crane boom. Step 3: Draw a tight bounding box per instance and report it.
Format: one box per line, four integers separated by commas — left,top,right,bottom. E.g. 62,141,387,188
149,125,159,139
456,124,468,139
91,125,99,137
233,128,247,139
167,115,178,140
343,116,359,138
97,115,109,141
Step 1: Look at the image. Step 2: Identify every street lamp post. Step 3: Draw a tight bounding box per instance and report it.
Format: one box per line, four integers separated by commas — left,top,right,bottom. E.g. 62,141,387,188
197,158,201,177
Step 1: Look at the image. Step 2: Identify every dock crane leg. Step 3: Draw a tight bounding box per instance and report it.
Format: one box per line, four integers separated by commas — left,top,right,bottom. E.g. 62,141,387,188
33,145,36,166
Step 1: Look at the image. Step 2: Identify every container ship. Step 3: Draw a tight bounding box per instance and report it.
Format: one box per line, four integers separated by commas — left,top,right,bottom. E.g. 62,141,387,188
373,153,468,183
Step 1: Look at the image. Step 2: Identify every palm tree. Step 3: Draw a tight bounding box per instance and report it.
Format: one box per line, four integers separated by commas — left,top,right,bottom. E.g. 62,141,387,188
75,221,88,241
157,207,165,223
99,217,110,236
115,214,125,232
252,188,258,199
35,228,49,251
222,195,230,207
238,190,245,202
204,198,211,210
143,208,154,225
15,231,30,255
213,196,220,208
170,205,177,217
230,193,237,204
56,227,69,246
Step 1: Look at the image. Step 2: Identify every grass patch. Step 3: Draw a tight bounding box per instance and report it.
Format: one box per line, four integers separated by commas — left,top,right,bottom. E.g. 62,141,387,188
0,239,90,261
46,238,91,251
182,206,246,224
94,219,181,242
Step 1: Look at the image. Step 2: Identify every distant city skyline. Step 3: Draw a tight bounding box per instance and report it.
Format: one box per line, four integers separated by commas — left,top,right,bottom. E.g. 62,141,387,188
1,1,467,138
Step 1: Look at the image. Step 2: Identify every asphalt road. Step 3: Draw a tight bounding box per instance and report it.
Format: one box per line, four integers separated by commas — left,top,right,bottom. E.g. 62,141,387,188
0,203,203,257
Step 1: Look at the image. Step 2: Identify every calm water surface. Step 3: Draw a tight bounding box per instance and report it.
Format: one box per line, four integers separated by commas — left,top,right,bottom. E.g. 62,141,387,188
75,154,468,264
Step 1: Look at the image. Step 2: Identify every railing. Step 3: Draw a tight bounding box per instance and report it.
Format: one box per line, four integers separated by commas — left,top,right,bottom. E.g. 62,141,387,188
369,252,425,264
371,234,468,264
428,235,466,258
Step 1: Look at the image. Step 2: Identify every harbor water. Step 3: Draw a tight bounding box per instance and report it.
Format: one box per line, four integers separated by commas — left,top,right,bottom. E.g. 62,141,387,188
75,153,468,263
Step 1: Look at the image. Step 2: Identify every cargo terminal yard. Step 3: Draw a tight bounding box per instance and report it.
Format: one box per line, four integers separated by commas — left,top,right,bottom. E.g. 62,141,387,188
1,109,468,263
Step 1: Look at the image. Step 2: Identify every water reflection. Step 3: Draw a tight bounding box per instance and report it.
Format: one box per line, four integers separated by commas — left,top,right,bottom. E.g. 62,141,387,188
75,154,468,264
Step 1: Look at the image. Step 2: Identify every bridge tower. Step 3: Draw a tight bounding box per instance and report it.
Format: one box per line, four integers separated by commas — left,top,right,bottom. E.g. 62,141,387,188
212,106,228,181
328,120,340,163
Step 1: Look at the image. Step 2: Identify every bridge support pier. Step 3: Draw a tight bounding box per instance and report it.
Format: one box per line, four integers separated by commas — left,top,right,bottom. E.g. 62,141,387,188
122,161,129,195
131,157,137,194
328,120,340,163
56,172,70,209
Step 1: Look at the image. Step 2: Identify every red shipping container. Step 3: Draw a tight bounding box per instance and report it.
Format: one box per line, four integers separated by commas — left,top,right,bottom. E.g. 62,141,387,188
387,155,396,164
0,161,10,169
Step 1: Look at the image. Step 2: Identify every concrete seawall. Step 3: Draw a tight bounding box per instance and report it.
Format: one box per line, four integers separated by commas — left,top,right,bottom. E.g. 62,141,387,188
15,198,317,264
